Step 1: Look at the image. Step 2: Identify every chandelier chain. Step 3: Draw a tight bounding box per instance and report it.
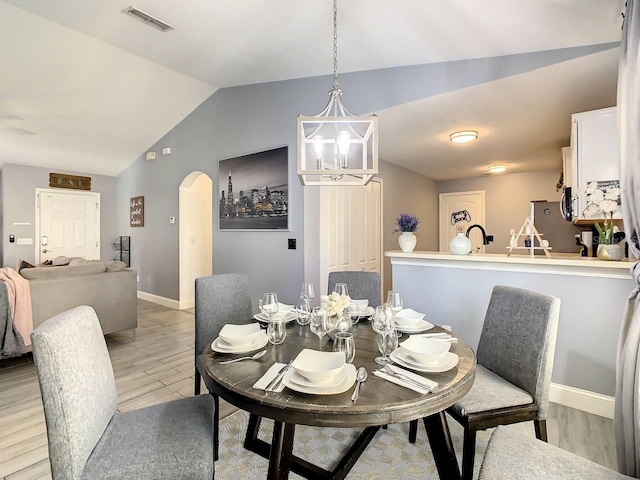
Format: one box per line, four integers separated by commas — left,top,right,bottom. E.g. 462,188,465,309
332,0,339,91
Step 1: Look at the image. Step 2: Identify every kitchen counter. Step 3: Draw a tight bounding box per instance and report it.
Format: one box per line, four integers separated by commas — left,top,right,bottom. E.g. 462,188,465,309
386,250,634,279
386,250,637,416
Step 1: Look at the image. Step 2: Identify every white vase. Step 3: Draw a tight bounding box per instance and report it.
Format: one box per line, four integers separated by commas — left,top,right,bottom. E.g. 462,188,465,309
596,243,624,261
398,232,417,252
449,233,472,255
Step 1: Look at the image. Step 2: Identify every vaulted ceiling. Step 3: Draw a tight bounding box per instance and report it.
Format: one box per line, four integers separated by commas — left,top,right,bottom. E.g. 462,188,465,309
0,0,623,178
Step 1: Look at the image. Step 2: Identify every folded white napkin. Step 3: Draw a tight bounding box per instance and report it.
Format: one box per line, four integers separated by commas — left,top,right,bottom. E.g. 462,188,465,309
373,364,437,394
253,363,287,392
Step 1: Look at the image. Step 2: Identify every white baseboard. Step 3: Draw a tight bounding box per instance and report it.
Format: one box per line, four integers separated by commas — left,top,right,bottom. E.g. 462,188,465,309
179,299,195,310
137,291,180,310
550,383,614,419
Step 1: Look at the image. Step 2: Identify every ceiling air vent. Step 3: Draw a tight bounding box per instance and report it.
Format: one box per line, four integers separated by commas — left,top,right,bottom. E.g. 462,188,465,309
122,6,174,32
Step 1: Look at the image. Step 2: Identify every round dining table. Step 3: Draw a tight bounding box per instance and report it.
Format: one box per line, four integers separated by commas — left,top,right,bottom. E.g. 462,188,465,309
203,319,476,480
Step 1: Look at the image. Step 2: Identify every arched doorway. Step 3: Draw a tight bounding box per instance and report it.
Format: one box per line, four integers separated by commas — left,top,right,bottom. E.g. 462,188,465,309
179,171,213,309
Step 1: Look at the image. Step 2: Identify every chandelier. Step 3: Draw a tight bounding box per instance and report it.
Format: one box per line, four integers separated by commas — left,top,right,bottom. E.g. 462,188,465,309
297,0,378,186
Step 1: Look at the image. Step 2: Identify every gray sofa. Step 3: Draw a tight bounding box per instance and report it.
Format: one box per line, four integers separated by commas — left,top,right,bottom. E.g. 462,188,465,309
20,261,137,334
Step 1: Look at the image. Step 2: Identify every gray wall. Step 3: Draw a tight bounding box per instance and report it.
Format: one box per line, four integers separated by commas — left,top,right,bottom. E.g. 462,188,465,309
392,261,634,396
116,44,615,304
437,170,563,253
0,164,118,267
379,160,437,293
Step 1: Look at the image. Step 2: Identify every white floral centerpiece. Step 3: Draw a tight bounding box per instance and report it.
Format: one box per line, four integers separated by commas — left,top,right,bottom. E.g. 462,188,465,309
320,292,351,337
582,181,622,245
320,292,351,317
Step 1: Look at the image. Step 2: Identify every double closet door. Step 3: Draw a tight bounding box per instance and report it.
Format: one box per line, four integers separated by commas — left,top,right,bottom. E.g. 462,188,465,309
319,180,382,293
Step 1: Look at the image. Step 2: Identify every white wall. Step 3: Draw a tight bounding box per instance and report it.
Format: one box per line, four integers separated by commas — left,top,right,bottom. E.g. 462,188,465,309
437,170,563,253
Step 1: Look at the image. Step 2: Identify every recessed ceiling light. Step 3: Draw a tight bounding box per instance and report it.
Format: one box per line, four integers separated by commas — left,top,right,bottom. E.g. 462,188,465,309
449,130,478,144
488,165,508,174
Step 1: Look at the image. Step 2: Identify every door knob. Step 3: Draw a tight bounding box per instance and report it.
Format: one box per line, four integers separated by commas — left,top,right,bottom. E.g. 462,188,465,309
42,249,48,253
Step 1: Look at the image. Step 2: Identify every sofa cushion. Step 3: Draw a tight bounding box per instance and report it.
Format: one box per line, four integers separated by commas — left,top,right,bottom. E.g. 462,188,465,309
104,261,126,272
68,258,103,266
21,263,107,280
52,256,71,266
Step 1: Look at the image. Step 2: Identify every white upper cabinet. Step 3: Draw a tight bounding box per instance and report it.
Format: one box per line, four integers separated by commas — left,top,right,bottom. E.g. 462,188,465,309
570,106,620,222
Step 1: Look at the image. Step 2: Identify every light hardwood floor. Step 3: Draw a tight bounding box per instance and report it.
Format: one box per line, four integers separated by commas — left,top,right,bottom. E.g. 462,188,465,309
0,300,616,479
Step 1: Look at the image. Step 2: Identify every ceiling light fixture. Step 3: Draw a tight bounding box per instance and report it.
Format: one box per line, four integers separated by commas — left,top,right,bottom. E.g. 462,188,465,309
297,0,378,186
449,130,478,144
122,6,175,32
488,165,508,174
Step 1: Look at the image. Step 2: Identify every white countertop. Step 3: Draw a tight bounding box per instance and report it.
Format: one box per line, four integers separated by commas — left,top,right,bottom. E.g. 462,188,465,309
385,250,636,279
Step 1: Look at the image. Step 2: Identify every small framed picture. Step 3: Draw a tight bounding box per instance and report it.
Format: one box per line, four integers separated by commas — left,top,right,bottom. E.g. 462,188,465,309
130,196,144,227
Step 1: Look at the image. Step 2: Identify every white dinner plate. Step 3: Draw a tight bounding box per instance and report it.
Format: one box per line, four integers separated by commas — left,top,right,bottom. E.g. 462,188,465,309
211,332,268,353
358,306,375,318
289,366,347,388
390,349,459,373
395,320,435,333
253,311,298,323
283,364,356,395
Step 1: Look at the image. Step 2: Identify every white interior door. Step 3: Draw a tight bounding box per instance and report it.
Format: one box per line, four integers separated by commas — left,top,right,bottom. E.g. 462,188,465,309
36,189,100,263
439,191,485,253
320,180,382,294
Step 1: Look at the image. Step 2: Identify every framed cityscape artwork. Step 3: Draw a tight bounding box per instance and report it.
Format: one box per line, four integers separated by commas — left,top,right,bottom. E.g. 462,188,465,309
218,146,289,230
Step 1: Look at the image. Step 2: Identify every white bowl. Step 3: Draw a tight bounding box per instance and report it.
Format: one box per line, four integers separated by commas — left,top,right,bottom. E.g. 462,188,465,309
395,308,425,321
351,299,369,310
218,323,261,345
291,349,346,383
278,302,294,311
400,336,451,364
394,316,426,328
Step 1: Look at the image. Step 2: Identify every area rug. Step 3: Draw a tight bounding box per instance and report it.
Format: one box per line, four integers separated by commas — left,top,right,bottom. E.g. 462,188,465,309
216,411,493,479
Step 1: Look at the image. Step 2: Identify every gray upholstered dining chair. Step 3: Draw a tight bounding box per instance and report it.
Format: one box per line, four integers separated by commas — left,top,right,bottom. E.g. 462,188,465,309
410,285,561,480
194,273,253,395
194,273,253,460
32,306,214,480
479,425,630,479
327,271,381,306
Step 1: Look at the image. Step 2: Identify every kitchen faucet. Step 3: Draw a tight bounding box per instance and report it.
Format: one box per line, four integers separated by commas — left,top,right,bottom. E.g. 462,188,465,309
465,224,493,245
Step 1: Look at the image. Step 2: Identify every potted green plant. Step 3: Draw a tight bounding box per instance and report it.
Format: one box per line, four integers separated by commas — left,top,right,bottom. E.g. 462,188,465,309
583,182,624,260
394,213,419,252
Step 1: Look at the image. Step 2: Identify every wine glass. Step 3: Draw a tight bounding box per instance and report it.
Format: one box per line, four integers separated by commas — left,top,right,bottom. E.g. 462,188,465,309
333,332,355,363
334,283,349,296
296,300,311,326
386,291,403,336
345,302,360,325
301,283,315,302
375,324,398,365
267,319,286,345
261,293,279,322
309,307,329,349
371,306,389,334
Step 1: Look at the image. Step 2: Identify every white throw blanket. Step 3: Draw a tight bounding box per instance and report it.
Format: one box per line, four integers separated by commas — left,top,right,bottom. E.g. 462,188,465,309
0,267,33,347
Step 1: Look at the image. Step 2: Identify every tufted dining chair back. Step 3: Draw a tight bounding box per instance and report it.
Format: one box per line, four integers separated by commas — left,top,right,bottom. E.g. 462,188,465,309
327,271,381,307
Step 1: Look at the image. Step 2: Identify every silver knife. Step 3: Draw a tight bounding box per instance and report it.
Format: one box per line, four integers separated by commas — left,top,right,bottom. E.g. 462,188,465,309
380,367,435,392
265,361,292,391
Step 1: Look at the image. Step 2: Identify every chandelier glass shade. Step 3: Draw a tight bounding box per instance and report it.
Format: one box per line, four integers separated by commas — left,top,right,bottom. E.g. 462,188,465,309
297,0,378,186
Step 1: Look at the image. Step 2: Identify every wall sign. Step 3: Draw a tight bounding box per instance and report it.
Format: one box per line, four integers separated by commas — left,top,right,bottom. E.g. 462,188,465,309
130,196,144,227
450,209,471,225
49,173,91,190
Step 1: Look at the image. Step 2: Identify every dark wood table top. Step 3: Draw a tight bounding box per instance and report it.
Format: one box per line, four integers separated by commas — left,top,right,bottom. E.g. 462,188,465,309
203,321,476,428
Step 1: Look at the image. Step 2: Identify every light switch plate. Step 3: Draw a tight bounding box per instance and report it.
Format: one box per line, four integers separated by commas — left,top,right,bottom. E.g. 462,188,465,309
17,238,33,245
